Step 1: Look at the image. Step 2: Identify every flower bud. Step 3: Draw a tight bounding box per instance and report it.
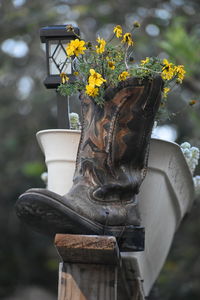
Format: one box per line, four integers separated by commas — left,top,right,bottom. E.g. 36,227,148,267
176,78,182,84
66,25,74,32
129,56,135,62
189,100,197,106
133,21,140,28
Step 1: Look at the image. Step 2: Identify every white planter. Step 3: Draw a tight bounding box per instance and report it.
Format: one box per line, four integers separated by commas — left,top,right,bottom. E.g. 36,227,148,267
36,129,80,195
122,138,194,296
36,130,194,297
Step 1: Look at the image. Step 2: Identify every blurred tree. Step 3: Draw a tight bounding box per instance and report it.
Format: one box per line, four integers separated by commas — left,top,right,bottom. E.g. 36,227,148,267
0,0,200,299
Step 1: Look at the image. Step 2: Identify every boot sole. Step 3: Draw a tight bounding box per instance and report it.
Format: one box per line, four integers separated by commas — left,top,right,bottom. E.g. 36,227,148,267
15,189,145,251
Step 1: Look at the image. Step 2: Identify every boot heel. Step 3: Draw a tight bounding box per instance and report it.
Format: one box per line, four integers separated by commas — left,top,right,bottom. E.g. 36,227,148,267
103,225,145,252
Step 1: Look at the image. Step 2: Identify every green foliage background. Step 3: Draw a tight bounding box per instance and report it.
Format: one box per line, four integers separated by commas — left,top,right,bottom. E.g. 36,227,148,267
0,0,200,299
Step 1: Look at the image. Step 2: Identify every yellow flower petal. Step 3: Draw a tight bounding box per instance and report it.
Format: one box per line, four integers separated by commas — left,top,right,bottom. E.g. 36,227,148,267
118,71,130,81
163,87,170,98
108,61,115,70
174,65,186,81
66,39,86,57
96,37,106,54
141,57,150,65
133,21,140,28
85,85,99,97
88,69,106,87
60,72,69,84
113,25,122,38
122,33,134,46
161,59,175,81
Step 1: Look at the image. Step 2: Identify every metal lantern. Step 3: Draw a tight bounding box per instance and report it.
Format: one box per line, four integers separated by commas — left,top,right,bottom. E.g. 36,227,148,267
40,25,80,89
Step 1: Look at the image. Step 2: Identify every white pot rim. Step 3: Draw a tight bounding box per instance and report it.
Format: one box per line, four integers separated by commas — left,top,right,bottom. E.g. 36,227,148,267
37,129,178,144
36,129,81,135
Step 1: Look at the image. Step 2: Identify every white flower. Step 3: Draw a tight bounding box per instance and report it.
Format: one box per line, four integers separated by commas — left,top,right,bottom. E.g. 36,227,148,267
70,112,79,119
193,175,200,196
192,158,199,165
180,142,191,149
153,121,157,130
182,148,192,160
191,147,200,160
69,112,80,130
41,172,48,183
151,121,158,138
180,142,200,175
190,162,197,174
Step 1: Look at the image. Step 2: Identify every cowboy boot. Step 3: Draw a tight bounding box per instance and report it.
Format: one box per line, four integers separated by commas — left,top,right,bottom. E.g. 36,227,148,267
16,76,163,251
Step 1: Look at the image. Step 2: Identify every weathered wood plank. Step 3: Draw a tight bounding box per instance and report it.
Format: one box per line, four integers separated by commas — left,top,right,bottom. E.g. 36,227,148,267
55,234,120,265
58,262,117,300
118,258,145,300
55,234,143,300
55,234,120,300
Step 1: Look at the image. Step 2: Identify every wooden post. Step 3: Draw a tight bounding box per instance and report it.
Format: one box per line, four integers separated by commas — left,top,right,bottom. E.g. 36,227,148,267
56,93,70,129
55,234,121,300
54,234,145,300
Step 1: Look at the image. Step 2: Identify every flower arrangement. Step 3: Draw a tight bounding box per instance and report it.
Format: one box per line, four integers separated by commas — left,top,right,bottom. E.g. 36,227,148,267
58,23,186,110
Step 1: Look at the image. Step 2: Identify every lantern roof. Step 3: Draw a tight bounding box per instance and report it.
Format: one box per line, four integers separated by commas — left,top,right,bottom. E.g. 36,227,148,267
40,25,80,43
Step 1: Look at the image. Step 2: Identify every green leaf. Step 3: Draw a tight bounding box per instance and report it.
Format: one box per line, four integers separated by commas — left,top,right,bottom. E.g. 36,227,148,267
21,161,45,177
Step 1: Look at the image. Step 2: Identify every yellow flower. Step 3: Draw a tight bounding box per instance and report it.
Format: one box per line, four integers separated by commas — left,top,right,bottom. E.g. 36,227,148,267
163,58,170,66
133,21,140,28
66,25,74,32
118,71,130,81
162,69,174,80
161,59,175,81
176,78,182,84
122,33,134,46
163,87,170,98
113,25,122,38
96,37,106,54
66,39,86,57
189,99,197,106
60,72,69,84
85,85,99,97
88,69,106,87
108,61,115,70
174,65,186,81
141,57,150,65
74,71,79,76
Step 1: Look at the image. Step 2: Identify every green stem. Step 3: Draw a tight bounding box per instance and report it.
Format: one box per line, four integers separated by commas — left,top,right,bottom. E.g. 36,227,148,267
107,33,115,44
137,66,161,74
124,45,129,70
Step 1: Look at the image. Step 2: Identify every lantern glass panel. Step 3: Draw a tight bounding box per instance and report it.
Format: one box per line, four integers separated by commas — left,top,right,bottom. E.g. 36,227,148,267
48,39,72,75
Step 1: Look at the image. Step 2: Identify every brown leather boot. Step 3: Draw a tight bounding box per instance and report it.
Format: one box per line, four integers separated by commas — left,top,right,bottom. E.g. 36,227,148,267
16,76,163,251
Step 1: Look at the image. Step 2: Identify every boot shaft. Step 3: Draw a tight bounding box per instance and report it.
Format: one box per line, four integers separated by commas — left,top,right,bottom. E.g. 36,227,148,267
72,76,163,204
76,76,163,180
